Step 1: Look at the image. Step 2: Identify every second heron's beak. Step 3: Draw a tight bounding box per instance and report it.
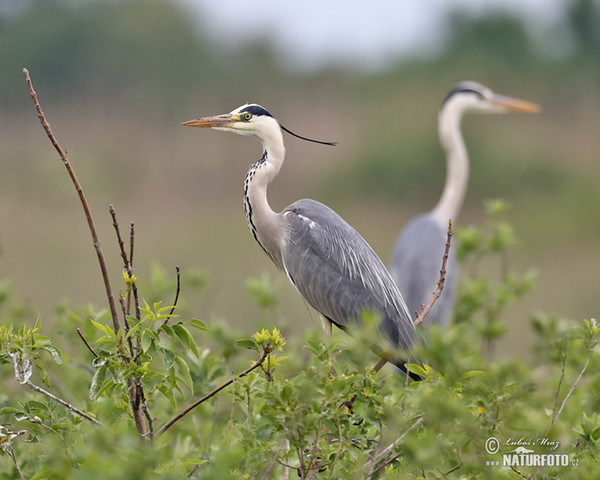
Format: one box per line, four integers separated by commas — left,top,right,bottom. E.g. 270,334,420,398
182,114,237,128
491,94,540,114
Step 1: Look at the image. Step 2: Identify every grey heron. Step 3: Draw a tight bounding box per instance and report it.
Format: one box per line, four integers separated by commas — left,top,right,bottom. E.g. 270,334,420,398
389,82,539,327
183,104,420,377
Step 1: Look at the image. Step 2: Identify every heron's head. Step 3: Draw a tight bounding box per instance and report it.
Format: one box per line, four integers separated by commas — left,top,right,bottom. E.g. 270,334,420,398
182,104,280,141
183,103,336,147
442,81,540,115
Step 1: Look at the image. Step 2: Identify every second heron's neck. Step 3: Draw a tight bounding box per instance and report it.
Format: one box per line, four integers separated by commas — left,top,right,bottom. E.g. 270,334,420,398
243,141,286,270
431,106,469,226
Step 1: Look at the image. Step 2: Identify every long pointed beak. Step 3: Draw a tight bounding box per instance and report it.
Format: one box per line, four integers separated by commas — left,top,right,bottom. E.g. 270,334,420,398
491,94,540,113
182,114,236,128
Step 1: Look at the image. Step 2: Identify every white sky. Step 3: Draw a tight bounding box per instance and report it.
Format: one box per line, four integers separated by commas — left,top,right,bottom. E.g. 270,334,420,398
177,0,567,70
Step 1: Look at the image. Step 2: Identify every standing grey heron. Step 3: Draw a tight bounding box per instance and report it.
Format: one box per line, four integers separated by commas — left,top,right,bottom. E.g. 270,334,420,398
183,104,419,377
390,82,539,327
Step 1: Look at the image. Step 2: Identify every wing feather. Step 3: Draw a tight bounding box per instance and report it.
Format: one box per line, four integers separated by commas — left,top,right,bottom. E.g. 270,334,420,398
281,199,416,351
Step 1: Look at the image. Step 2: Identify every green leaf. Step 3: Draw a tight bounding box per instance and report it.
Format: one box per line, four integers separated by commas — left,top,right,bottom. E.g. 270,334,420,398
40,344,62,365
90,319,114,337
141,331,154,353
236,339,257,350
172,323,199,357
464,370,485,378
0,406,20,415
174,355,193,390
90,364,107,400
163,348,175,371
404,363,428,378
158,384,177,410
35,363,50,387
159,324,175,339
189,318,207,331
33,315,41,333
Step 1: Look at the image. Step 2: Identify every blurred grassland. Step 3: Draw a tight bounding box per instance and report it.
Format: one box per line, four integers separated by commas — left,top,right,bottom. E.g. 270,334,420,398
0,0,599,355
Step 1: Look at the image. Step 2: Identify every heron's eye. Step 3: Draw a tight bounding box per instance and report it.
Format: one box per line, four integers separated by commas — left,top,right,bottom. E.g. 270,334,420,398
243,112,252,121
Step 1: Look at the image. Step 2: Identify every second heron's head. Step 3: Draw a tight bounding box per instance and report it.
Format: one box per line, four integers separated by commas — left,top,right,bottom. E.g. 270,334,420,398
442,81,540,115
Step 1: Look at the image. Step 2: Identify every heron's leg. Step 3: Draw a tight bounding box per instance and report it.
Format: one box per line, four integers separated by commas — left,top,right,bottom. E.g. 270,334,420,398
373,358,387,373
319,314,337,377
319,314,332,343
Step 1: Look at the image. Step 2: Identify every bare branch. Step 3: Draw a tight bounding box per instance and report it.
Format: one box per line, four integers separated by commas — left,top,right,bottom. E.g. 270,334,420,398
551,351,591,427
437,449,464,478
129,222,136,268
549,341,567,429
119,295,136,359
110,204,130,268
414,221,453,327
141,391,154,439
156,350,270,437
162,266,181,326
365,416,424,476
22,68,121,335
25,380,103,427
76,328,98,358
6,446,26,480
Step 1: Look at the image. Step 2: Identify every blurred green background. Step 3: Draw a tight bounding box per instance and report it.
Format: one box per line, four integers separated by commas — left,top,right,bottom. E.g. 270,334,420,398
0,0,598,352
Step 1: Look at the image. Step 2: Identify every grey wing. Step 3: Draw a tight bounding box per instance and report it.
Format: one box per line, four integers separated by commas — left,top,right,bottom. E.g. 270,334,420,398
281,199,416,350
390,214,456,327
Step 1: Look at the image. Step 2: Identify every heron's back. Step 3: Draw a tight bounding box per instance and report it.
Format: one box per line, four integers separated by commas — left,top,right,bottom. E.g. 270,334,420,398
280,198,416,351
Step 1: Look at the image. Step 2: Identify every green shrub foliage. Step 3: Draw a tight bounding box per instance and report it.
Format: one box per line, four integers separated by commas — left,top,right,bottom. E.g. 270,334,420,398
0,203,597,479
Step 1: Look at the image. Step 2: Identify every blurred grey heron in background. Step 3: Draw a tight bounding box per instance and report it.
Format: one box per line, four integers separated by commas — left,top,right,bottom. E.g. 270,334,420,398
183,104,420,378
389,82,539,327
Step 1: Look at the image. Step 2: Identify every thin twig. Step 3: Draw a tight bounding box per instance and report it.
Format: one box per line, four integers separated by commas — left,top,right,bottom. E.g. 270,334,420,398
126,222,136,316
110,204,129,267
549,341,567,429
162,266,181,326
76,328,98,358
129,222,136,267
156,350,270,437
365,416,424,476
140,380,154,439
6,447,26,480
414,221,453,327
23,68,121,335
119,295,136,359
25,380,103,427
551,352,591,427
510,465,528,478
437,449,464,478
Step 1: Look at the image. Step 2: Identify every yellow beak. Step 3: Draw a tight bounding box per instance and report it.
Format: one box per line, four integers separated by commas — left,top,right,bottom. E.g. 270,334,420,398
182,114,237,128
491,94,540,113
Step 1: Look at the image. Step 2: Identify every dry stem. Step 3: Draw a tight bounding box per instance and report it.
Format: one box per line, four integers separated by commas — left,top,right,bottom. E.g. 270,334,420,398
26,380,102,427
414,221,453,327
76,328,98,358
156,350,270,437
365,416,424,476
163,266,181,326
22,68,121,335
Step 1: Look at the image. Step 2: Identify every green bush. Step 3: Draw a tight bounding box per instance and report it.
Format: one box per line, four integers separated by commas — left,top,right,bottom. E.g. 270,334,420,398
1,200,598,479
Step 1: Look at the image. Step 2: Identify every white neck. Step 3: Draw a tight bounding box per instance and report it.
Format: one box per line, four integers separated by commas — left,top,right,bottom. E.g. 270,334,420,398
431,102,470,227
243,126,287,270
